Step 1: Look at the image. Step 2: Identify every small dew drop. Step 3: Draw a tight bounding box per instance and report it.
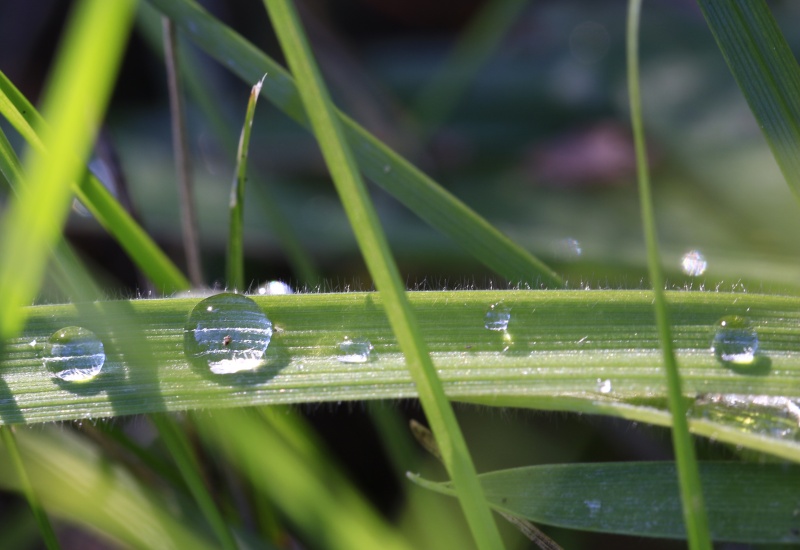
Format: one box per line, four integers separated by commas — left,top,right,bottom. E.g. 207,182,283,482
484,302,511,331
383,165,391,173
712,316,758,366
337,337,373,363
184,293,273,374
257,280,294,296
596,378,612,394
44,327,105,382
584,499,602,518
681,249,707,276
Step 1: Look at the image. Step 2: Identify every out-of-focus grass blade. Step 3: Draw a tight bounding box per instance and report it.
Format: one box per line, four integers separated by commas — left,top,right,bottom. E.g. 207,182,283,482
697,0,800,204
227,75,266,291
145,0,562,288
0,0,136,340
197,407,414,550
264,1,505,547
409,462,800,544
0,70,189,295
413,0,529,139
0,428,59,550
0,426,217,549
627,2,710,548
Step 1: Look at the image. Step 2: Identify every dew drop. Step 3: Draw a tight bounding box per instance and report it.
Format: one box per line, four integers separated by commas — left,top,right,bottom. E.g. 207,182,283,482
712,315,758,366
681,249,707,276
691,394,800,441
184,293,273,374
484,302,511,331
596,378,612,394
44,327,105,382
338,337,373,363
257,280,294,296
583,499,602,518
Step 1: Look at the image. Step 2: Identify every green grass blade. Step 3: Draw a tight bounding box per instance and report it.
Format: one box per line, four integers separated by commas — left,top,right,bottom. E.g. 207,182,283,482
0,428,60,550
409,462,800,544
413,0,529,139
228,75,267,291
0,70,190,294
144,0,561,288
697,0,800,205
149,414,239,550
3,289,800,461
263,2,505,547
197,407,414,550
0,0,137,340
627,2,711,547
0,426,217,549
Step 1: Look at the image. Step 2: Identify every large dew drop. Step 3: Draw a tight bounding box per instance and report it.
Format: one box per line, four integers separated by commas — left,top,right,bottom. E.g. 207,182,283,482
44,326,105,382
337,337,373,363
184,293,273,374
484,302,511,331
681,249,707,276
712,315,758,366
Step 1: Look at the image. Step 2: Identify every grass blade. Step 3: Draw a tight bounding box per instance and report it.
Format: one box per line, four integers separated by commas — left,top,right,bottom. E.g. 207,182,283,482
227,75,267,291
0,70,190,294
145,0,562,288
697,0,800,204
0,428,60,550
409,462,800,544
263,2,505,547
627,2,710,547
163,17,204,287
0,0,136,341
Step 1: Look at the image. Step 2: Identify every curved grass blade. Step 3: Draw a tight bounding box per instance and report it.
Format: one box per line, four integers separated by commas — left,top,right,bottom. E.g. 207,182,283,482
263,1,504,547
0,0,136,341
227,75,267,291
409,462,800,544
0,70,189,294
627,1,710,547
144,0,562,288
0,428,59,550
697,0,800,205
0,426,217,549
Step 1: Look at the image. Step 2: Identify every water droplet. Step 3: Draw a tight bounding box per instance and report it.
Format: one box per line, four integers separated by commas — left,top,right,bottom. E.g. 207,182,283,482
556,237,582,260
184,293,273,374
681,249,707,276
691,394,800,441
712,316,758,365
383,165,392,173
338,337,373,363
583,499,602,518
484,302,511,331
596,378,612,394
257,281,294,296
44,327,105,382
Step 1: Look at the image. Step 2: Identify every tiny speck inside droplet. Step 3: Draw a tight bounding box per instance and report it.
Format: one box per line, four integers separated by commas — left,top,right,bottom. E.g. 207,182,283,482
338,337,373,363
712,315,758,366
484,302,511,331
184,293,273,374
44,326,105,382
681,250,707,276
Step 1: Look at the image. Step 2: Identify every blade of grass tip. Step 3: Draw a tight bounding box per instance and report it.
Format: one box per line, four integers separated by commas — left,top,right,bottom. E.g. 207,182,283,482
143,0,562,288
409,420,563,550
0,69,190,294
0,0,136,341
163,17,204,287
413,0,529,141
696,0,800,205
626,2,711,549
262,2,504,548
228,74,267,292
0,428,60,550
149,414,238,550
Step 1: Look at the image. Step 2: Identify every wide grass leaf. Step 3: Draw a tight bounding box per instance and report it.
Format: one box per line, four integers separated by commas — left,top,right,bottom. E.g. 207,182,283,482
410,461,800,544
